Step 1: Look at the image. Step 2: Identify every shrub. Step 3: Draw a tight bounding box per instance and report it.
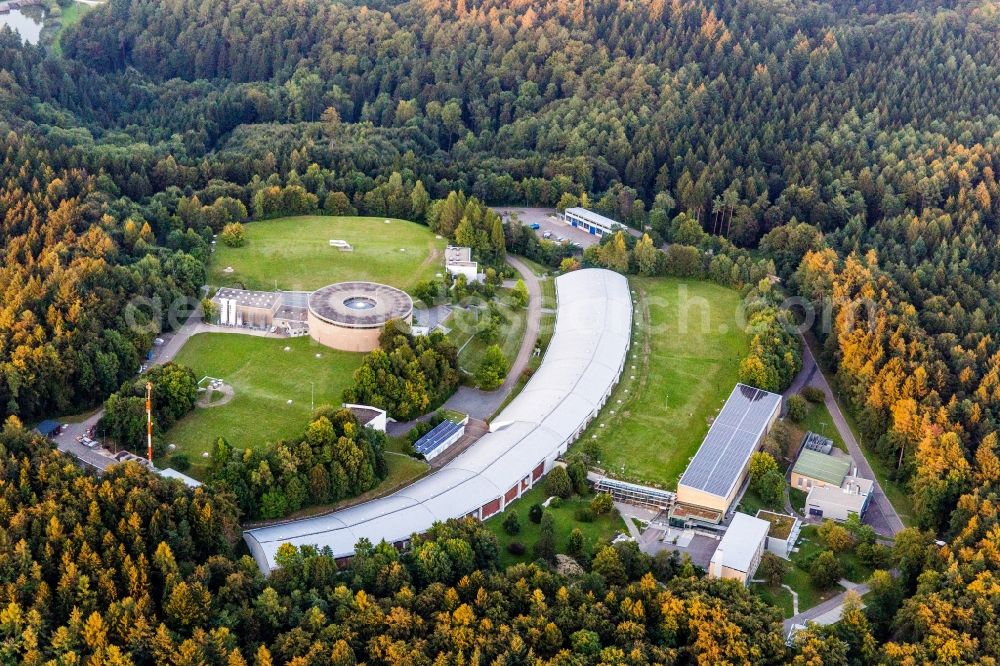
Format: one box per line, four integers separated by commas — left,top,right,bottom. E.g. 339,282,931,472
528,503,543,524
507,541,526,555
502,510,520,535
548,496,562,508
590,492,614,515
575,508,595,523
567,528,586,559
169,454,191,471
760,552,786,587
801,386,826,404
545,465,572,499
786,395,808,422
818,520,855,553
809,550,843,588
220,222,246,247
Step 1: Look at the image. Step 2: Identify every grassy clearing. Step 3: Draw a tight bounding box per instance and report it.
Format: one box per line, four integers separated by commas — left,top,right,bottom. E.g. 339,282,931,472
792,401,846,453
540,278,556,309
51,1,94,57
164,333,363,478
789,488,807,513
752,583,794,617
793,525,873,584
447,298,527,375
484,485,626,567
577,277,750,488
802,334,914,526
517,257,552,277
736,488,783,516
209,215,446,293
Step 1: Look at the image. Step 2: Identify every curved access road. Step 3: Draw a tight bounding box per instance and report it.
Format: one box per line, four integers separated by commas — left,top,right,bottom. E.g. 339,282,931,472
389,255,543,433
786,333,905,536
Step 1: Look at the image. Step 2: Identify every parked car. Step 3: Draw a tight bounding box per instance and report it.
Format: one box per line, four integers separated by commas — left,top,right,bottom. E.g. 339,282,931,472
542,231,552,239
529,223,541,230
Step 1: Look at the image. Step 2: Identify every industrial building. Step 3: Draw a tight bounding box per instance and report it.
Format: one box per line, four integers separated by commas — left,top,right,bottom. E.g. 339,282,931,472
244,268,632,572
673,384,783,524
307,282,413,352
708,512,771,586
444,246,482,282
562,207,623,237
806,477,874,521
791,435,874,521
791,448,851,492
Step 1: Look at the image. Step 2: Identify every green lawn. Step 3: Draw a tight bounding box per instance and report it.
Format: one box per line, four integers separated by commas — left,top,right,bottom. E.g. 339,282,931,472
752,582,794,617
540,278,556,309
447,297,527,375
51,1,94,57
484,485,626,567
794,401,846,453
575,277,751,488
789,488,807,513
736,488,784,517
209,216,446,293
163,333,364,478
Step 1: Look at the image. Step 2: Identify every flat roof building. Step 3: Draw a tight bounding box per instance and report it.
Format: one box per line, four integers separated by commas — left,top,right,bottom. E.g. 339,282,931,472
563,207,623,237
244,269,632,572
445,246,481,283
708,513,771,586
674,384,783,523
791,448,851,491
806,476,874,522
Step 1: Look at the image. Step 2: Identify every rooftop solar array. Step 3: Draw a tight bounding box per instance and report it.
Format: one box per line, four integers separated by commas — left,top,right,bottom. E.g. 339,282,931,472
678,384,783,498
414,421,463,457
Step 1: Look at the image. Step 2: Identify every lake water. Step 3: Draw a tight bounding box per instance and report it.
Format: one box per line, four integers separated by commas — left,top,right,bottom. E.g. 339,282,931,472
0,8,45,45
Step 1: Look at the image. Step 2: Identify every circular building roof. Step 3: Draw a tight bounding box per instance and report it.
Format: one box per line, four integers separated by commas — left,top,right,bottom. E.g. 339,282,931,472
308,282,413,329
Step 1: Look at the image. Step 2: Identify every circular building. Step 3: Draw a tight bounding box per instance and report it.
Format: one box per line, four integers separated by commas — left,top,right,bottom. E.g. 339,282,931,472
308,282,413,352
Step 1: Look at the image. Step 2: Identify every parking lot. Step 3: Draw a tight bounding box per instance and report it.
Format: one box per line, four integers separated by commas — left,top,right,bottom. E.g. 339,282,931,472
493,207,604,249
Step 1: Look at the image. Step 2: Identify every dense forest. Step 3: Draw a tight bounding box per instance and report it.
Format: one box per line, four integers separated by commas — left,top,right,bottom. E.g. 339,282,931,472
2,0,1000,660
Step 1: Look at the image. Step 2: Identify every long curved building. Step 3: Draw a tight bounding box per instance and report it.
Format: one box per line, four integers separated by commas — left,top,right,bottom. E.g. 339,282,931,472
244,269,633,572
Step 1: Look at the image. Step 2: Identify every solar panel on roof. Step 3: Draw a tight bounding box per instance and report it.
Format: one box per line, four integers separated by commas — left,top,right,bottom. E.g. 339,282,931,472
414,421,462,456
678,384,782,498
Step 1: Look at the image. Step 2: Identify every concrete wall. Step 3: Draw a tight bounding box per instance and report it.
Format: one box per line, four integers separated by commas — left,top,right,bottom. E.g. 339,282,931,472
307,311,411,352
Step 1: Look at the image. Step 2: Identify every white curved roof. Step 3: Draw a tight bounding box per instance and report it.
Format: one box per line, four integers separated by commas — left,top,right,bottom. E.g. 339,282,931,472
244,268,632,571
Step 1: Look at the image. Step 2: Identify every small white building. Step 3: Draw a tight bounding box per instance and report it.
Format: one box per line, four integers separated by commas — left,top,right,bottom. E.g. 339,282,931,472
708,513,771,586
562,207,623,237
445,246,481,283
342,404,387,433
158,467,203,489
806,476,874,522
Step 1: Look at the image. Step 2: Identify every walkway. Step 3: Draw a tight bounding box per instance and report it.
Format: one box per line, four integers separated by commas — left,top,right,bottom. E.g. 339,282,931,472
782,581,868,634
784,333,904,536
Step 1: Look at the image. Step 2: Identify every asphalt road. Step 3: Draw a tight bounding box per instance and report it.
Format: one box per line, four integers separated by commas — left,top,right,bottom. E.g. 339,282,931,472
51,313,204,471
786,333,905,536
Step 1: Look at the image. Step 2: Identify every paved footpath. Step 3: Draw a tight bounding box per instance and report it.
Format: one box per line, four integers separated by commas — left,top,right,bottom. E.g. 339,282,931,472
783,581,869,634
784,333,905,536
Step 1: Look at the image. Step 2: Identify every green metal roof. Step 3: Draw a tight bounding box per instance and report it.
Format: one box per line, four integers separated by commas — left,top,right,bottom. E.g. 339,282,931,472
792,449,850,486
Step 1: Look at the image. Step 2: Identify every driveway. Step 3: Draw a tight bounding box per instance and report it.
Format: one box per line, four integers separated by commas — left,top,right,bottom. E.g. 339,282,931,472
785,333,905,536
50,312,204,471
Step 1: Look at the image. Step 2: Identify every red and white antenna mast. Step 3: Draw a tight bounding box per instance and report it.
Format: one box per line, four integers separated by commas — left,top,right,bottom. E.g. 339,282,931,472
145,381,153,464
